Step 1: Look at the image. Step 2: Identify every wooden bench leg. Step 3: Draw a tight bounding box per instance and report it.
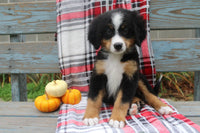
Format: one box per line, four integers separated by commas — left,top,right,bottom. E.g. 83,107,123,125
194,30,200,101
11,74,27,101
194,71,200,101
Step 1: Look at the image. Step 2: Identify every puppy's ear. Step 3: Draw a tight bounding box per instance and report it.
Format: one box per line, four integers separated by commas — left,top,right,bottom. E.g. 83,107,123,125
132,12,147,47
88,19,101,49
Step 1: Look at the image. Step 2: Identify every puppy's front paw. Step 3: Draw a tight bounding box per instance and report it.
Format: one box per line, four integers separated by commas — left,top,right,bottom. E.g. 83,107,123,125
109,119,125,128
158,106,174,115
83,117,99,126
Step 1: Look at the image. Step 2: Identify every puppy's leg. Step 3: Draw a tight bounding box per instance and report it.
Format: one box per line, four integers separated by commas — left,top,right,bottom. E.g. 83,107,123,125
109,73,138,128
83,73,107,126
138,80,173,115
109,90,130,128
129,97,145,115
83,90,103,126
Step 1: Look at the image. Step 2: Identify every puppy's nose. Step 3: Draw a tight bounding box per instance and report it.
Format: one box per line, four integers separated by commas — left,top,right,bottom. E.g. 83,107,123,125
114,43,123,51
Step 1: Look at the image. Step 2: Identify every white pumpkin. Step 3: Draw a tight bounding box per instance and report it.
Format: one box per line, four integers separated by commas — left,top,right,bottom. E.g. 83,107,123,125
45,80,68,97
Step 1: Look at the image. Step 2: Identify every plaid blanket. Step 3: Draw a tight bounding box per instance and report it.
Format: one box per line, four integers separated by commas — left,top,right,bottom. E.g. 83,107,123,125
56,94,200,133
57,0,156,92
56,0,200,132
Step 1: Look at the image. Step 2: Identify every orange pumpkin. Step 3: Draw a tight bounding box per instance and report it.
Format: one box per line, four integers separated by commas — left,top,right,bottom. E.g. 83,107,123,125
61,89,81,105
35,92,61,112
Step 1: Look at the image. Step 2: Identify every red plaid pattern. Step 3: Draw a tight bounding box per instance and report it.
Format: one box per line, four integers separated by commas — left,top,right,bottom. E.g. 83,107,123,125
56,94,200,133
57,0,156,92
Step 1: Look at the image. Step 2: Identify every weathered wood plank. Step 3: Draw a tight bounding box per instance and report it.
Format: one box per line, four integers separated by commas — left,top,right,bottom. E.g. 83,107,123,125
0,0,200,35
0,102,59,117
0,2,56,34
0,117,57,133
169,101,200,116
152,39,200,71
11,74,27,101
1,39,199,73
0,42,60,73
0,102,58,133
194,71,200,101
150,0,200,29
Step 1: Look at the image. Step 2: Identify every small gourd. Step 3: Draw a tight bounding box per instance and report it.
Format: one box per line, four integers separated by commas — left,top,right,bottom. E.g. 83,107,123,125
45,80,67,97
34,92,61,112
61,89,81,105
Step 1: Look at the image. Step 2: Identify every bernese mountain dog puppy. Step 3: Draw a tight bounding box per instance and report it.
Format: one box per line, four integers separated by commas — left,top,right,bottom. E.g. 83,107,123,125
83,8,173,128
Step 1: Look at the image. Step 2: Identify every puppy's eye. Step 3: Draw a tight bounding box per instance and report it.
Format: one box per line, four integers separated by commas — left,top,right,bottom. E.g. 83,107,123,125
122,27,129,34
105,28,112,35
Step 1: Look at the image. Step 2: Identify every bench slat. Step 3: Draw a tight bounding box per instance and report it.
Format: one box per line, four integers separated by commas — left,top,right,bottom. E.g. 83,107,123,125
152,39,200,71
0,0,200,35
0,42,60,73
1,39,199,73
0,102,58,132
0,102,58,117
150,0,200,29
0,117,57,133
0,2,56,34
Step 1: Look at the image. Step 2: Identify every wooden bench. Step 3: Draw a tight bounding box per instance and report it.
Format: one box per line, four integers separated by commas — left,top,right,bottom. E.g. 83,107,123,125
0,0,200,132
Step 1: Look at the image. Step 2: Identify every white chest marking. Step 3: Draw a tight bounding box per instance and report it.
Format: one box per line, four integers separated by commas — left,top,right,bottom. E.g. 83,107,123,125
105,54,124,97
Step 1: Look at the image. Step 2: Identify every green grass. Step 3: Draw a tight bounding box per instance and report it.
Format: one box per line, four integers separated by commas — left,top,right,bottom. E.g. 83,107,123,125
0,73,62,101
0,84,12,101
27,83,45,101
0,83,46,101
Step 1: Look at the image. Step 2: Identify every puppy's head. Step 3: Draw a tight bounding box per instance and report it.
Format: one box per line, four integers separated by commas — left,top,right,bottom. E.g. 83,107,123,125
88,8,146,54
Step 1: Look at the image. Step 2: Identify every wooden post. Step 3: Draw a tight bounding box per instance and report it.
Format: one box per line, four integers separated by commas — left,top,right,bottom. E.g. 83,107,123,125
10,34,27,101
11,74,27,101
194,29,200,101
194,72,200,101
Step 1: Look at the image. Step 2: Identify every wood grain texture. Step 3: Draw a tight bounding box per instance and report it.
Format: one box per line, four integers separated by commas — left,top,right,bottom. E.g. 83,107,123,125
0,102,58,133
1,39,199,73
150,0,200,29
0,42,60,73
0,102,59,117
11,74,27,101
152,39,200,71
169,101,200,116
194,71,200,101
0,117,57,133
0,1,56,34
0,0,200,35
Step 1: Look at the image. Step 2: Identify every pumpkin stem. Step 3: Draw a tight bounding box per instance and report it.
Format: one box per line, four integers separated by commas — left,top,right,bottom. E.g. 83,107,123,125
54,80,56,84
45,91,49,100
